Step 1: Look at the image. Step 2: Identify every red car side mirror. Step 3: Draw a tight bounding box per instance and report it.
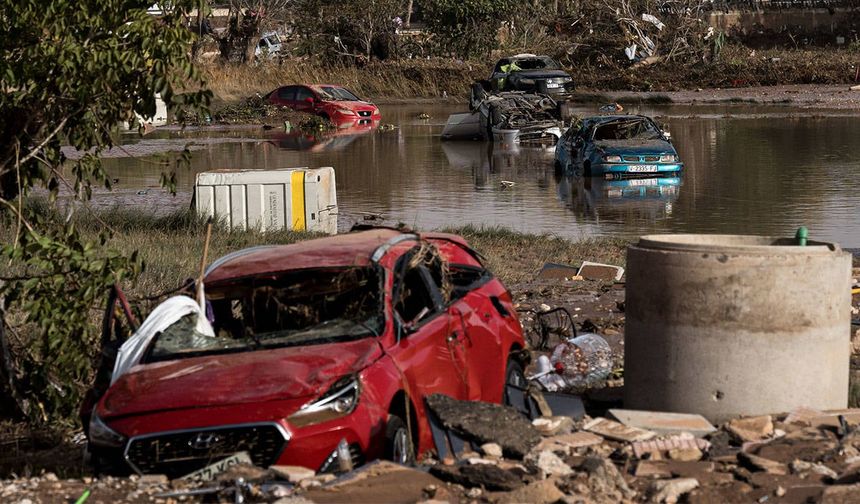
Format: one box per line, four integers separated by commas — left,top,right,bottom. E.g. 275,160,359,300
304,97,315,104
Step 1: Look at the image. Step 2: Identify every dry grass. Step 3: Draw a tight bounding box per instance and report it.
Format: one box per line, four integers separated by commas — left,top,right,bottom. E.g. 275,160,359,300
203,59,483,104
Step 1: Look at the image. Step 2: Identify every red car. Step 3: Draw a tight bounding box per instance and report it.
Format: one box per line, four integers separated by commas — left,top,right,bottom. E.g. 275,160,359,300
266,84,382,126
86,228,526,477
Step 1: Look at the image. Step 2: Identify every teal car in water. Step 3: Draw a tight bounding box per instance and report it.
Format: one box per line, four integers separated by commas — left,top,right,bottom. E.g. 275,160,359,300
555,115,683,178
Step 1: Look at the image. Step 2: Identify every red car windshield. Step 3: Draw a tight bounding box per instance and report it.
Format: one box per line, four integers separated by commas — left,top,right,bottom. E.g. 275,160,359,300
315,86,361,102
145,267,383,361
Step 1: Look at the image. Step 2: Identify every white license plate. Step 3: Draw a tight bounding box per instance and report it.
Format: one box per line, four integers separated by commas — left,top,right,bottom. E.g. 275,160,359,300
628,165,658,173
546,83,560,88
627,178,658,186
180,451,252,483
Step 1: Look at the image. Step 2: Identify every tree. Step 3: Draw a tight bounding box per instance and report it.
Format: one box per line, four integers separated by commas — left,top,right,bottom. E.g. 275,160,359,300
0,0,210,422
424,0,515,59
214,0,291,63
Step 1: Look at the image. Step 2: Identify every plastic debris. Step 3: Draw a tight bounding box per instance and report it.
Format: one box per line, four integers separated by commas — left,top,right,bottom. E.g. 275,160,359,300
642,14,665,31
540,333,613,390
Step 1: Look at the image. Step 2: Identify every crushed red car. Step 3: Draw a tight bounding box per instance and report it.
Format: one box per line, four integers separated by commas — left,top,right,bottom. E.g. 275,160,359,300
85,228,526,478
265,83,382,127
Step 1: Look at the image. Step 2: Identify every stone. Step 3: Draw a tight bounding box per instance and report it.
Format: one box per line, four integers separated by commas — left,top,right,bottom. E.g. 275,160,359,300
608,409,716,438
269,465,316,483
534,450,574,478
425,394,541,458
738,452,788,475
498,479,565,504
583,417,656,442
727,415,774,442
790,459,838,480
649,478,700,504
834,462,860,484
532,416,575,436
667,447,702,462
481,443,503,459
429,464,524,492
137,474,168,486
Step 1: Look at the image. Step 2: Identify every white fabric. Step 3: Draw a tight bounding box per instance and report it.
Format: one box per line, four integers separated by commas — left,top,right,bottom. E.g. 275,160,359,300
111,295,215,384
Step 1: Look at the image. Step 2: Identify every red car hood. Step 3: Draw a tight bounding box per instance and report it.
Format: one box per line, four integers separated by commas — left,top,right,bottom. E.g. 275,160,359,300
100,338,382,418
325,100,376,111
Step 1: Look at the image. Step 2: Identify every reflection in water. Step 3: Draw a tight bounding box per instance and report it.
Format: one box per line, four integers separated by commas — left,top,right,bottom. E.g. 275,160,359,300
267,119,379,152
97,103,860,246
557,175,681,223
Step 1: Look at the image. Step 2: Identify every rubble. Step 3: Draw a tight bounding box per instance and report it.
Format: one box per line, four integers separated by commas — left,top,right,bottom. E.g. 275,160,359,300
726,415,775,443
649,478,699,504
425,394,541,458
609,409,716,438
584,417,657,442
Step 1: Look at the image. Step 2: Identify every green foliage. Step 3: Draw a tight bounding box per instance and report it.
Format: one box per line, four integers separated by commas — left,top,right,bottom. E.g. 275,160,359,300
424,0,515,59
0,0,210,423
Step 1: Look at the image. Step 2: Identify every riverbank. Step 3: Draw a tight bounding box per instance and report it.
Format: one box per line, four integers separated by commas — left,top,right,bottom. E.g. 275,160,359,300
202,45,860,107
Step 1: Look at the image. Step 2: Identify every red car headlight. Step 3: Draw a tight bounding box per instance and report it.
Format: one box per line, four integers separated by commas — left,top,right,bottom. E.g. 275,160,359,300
88,411,127,448
288,376,360,427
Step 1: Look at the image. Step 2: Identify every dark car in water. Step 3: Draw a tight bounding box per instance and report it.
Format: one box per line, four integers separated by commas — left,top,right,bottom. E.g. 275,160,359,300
555,114,683,178
489,54,573,94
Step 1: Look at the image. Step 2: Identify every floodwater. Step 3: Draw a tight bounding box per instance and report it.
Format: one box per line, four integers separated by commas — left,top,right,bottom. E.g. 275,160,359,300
97,102,860,247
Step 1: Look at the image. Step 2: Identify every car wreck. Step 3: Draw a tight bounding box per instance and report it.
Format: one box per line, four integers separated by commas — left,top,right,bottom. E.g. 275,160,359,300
83,228,526,478
441,90,564,146
555,114,683,178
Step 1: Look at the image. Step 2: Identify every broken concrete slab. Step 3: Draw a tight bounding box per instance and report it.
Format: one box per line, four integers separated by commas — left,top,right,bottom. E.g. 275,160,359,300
727,415,774,442
583,417,656,442
429,463,524,492
532,450,573,478
531,416,574,437
270,465,316,483
425,394,541,459
535,431,603,452
667,447,702,462
738,452,788,475
578,456,636,500
608,409,716,438
822,483,860,503
631,434,711,459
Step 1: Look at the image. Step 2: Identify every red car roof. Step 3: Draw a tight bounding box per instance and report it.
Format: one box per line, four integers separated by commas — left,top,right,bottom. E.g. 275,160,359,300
204,228,411,284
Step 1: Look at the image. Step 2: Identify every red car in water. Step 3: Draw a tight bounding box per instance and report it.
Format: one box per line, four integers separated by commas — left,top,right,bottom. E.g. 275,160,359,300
266,84,382,126
85,228,526,477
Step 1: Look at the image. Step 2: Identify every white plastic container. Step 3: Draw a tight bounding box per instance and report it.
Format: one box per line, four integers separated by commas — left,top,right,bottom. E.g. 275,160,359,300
194,167,337,234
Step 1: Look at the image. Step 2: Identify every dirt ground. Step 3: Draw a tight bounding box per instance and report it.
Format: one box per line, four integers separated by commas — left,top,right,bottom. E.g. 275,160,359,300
599,84,860,110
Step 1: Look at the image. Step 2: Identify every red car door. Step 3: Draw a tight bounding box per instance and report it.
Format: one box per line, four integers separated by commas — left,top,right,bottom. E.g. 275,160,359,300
385,252,469,402
294,86,317,114
270,85,297,107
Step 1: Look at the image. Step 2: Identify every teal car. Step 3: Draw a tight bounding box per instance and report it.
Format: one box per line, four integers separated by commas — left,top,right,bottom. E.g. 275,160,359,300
555,115,683,178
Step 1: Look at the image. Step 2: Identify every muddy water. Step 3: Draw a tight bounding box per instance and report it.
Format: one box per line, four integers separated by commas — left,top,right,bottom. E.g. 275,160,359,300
98,103,860,247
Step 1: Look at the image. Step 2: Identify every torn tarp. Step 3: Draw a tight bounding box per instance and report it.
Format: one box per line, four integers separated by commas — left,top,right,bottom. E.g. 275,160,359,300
111,295,214,383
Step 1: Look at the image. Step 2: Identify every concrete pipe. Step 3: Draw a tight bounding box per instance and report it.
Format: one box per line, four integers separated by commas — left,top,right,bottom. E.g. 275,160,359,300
624,234,852,423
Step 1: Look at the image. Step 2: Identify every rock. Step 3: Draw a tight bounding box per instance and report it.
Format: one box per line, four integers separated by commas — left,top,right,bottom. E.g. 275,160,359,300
667,447,702,462
429,464,524,492
533,450,574,478
137,474,168,486
737,452,788,475
270,465,316,483
481,443,503,459
578,456,636,500
775,486,786,497
727,415,774,442
273,497,317,504
649,478,699,504
43,473,58,482
498,479,565,504
425,394,541,458
532,416,575,437
790,459,838,480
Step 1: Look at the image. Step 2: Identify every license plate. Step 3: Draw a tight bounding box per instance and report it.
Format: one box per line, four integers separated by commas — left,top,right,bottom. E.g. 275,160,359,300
546,83,560,88
628,165,658,173
627,178,658,186
180,451,253,483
